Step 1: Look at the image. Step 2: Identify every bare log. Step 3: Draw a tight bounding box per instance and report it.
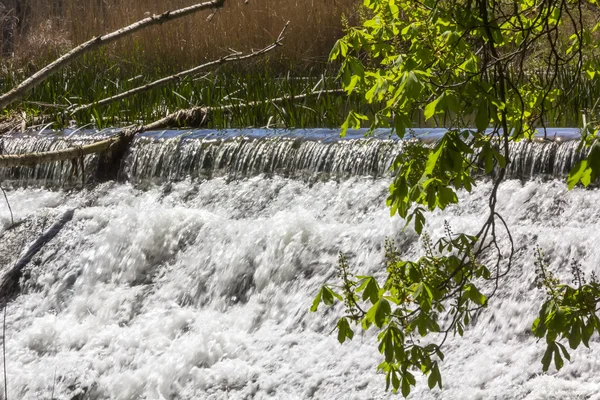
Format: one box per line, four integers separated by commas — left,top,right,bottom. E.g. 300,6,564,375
0,209,75,304
0,0,226,110
0,88,346,168
69,22,289,115
0,135,121,168
145,88,346,130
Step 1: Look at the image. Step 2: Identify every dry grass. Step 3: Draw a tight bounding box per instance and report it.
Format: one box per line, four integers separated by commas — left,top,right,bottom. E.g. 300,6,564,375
1,0,359,71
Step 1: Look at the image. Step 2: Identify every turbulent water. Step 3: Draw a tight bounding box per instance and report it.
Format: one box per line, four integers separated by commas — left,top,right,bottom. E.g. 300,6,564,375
0,129,599,400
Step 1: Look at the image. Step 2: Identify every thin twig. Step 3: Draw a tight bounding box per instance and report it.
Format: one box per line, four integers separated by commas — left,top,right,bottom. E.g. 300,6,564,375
0,184,13,228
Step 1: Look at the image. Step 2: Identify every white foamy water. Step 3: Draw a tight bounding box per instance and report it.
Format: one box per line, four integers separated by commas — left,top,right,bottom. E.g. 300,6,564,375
1,176,599,400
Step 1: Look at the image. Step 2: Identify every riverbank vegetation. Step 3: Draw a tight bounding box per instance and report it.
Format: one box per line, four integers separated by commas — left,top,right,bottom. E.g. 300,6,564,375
0,0,359,70
1,62,362,129
1,0,600,131
0,0,368,130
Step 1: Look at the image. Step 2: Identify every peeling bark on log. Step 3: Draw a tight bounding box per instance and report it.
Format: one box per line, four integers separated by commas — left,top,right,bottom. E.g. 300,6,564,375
0,0,226,110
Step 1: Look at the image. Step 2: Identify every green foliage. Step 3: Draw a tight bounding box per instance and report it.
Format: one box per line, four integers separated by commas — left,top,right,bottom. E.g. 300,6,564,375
312,234,489,395
532,247,600,371
0,58,362,130
313,0,600,396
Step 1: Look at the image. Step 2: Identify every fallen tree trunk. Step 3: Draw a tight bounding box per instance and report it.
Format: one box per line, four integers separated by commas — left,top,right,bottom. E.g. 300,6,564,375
0,209,75,304
0,0,226,110
69,23,288,115
0,135,120,167
0,88,347,169
144,88,346,130
2,21,289,134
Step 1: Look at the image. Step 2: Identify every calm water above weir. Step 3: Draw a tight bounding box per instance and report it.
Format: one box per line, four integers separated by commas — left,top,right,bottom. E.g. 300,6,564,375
0,129,598,399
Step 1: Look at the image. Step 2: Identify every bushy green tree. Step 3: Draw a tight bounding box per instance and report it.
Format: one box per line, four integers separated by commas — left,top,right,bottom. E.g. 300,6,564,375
312,0,600,396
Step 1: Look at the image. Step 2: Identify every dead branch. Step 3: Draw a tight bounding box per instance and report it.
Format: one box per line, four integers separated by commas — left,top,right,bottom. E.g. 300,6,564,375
69,22,289,115
216,88,346,113
0,183,13,227
145,88,346,130
0,136,120,168
0,209,75,305
0,0,226,110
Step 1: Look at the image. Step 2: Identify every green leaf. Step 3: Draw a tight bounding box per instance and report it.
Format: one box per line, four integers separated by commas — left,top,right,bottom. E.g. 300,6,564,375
394,114,407,138
438,186,458,208
360,277,381,304
375,299,392,328
322,286,341,306
553,345,564,370
567,160,590,189
414,208,426,235
582,319,594,347
475,99,489,131
322,286,334,305
404,71,422,99
556,342,571,362
480,143,494,174
425,139,445,176
340,116,351,138
401,374,411,397
385,367,391,391
427,363,442,389
382,330,394,362
329,40,341,60
470,285,487,306
457,322,464,336
568,319,582,349
541,344,554,372
340,111,368,138
413,282,424,300
424,94,445,120
586,69,596,80
435,348,445,361
337,317,354,344
392,370,401,392
310,288,323,312
492,148,507,168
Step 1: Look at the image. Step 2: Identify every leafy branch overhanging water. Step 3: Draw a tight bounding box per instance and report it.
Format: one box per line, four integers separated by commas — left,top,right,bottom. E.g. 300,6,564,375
311,0,600,397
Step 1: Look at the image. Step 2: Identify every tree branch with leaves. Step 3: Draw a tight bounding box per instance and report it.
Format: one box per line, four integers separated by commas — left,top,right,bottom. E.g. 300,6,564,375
312,0,600,396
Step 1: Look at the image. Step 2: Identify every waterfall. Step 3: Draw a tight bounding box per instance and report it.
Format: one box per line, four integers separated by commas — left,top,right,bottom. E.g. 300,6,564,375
0,128,589,187
121,135,401,184
0,129,598,399
0,129,120,188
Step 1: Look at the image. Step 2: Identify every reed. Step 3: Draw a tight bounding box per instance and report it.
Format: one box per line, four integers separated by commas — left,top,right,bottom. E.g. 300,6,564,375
2,61,597,130
1,0,596,131
1,0,359,71
0,56,364,129
523,67,600,127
